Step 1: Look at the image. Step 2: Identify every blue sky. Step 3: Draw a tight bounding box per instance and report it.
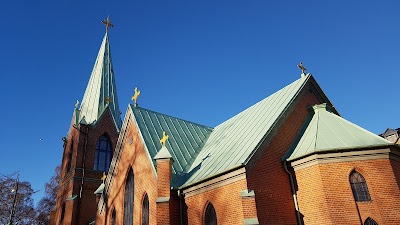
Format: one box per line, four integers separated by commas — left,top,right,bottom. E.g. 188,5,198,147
1,1,399,205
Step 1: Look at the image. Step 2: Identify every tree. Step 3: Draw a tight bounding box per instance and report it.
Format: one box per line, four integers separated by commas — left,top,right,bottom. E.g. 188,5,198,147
0,173,37,225
36,166,60,225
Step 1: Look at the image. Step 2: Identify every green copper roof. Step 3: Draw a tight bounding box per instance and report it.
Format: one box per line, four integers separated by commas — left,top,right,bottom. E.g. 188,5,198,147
130,105,213,186
286,103,392,161
79,33,122,129
182,74,311,187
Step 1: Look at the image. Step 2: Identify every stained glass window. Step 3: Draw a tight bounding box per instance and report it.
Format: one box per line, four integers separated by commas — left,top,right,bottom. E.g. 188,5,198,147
60,203,65,223
67,141,73,172
111,209,116,225
350,171,371,202
364,217,378,225
204,203,217,225
124,169,134,225
142,193,149,225
94,135,113,172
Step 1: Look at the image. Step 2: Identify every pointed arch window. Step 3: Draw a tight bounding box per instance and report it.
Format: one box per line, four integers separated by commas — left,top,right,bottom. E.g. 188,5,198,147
94,135,113,172
142,193,149,225
111,209,116,225
60,202,66,224
124,169,134,225
67,140,74,172
204,203,217,225
364,217,378,225
350,171,371,202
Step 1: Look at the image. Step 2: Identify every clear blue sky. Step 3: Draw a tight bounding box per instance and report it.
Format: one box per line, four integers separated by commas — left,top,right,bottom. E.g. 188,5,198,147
1,1,399,205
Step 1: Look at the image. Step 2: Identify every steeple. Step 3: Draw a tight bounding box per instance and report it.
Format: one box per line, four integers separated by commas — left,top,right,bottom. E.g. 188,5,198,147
78,31,122,129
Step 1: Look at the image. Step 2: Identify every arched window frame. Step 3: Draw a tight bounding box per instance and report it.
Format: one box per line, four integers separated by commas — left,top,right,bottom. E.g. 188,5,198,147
60,202,66,224
94,134,113,172
204,202,217,225
66,140,74,172
141,193,149,225
123,168,134,225
364,217,378,225
110,208,116,225
350,170,371,202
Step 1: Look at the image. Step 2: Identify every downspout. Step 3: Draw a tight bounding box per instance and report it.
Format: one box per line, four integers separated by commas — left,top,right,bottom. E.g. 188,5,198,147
79,125,89,198
178,189,183,225
283,161,302,225
73,124,89,224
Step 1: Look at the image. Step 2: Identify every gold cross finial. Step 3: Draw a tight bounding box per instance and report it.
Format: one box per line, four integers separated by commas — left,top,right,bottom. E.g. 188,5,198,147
101,172,107,183
298,62,307,74
75,100,79,109
160,131,169,147
105,96,112,104
131,87,141,105
101,16,114,34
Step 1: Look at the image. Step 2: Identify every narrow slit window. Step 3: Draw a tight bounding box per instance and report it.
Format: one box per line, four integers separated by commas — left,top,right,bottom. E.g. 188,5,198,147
111,209,116,225
142,193,149,225
124,169,134,225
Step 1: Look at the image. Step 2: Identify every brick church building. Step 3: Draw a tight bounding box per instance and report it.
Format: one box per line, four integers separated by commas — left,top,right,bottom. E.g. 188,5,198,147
52,21,400,225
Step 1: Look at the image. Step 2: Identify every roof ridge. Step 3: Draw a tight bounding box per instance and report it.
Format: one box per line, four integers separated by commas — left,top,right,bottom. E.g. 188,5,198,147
215,75,311,130
182,74,312,187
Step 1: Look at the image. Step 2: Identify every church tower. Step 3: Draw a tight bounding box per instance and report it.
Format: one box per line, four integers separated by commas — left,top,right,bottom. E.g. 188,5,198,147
53,18,121,225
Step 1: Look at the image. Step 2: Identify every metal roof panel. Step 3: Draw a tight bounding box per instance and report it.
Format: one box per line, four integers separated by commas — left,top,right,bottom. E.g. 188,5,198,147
130,105,213,186
183,75,310,186
287,104,391,161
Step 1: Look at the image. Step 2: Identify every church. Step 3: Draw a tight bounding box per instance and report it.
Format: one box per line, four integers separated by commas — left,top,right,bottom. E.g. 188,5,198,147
52,19,400,225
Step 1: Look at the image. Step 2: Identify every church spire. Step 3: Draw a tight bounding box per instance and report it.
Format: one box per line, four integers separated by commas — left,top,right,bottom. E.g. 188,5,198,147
78,19,122,129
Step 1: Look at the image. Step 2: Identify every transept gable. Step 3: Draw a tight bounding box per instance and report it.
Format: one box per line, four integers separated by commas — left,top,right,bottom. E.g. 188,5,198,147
130,105,213,187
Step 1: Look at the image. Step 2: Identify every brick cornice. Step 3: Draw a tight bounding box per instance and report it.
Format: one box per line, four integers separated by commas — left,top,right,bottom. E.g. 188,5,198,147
290,147,400,171
182,167,246,197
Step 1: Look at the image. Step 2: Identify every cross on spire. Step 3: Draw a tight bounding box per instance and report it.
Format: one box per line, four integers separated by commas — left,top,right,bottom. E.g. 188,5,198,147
101,172,107,184
297,62,307,75
160,131,169,147
105,96,112,104
101,16,114,33
131,87,141,106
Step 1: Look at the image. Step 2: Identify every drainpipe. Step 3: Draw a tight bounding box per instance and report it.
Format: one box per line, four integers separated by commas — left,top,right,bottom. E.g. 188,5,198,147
178,189,183,225
73,124,89,224
283,162,302,225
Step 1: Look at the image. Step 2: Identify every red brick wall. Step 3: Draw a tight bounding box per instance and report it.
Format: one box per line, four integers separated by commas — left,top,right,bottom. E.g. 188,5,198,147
157,160,172,197
54,108,119,225
295,158,400,225
169,190,181,225
185,179,248,225
247,90,321,225
96,112,158,225
156,159,174,225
